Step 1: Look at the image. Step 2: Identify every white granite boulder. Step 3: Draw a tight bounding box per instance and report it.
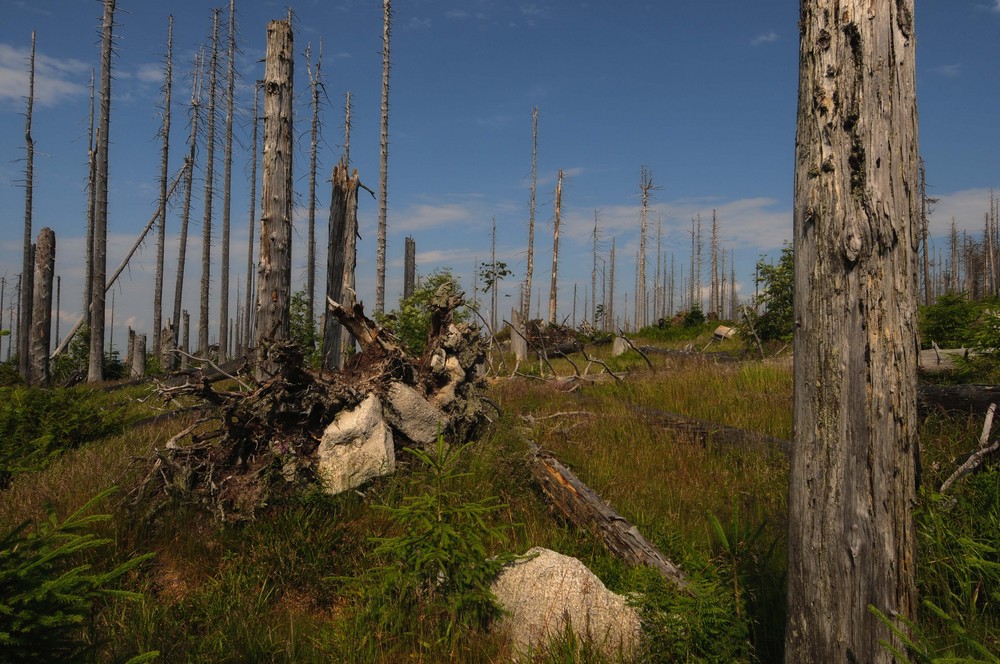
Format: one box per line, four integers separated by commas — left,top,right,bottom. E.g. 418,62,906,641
316,394,394,495
492,547,642,660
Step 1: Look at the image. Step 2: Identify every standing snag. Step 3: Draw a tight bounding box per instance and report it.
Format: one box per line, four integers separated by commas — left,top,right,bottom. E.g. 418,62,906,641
786,1,920,661
29,228,54,387
255,19,294,379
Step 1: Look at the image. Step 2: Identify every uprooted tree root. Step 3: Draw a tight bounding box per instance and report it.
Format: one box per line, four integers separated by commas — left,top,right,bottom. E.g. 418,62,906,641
131,288,490,523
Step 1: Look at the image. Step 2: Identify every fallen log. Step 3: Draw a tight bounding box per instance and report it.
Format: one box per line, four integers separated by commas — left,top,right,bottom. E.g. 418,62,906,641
527,441,690,592
631,405,791,456
917,384,1000,414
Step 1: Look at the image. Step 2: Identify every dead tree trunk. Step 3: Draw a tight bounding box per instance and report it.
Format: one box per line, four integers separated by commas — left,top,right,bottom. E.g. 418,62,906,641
181,310,190,369
255,19,294,379
244,81,261,355
608,237,616,331
29,228,54,387
306,41,323,341
84,69,96,324
548,170,562,324
153,17,174,357
786,2,919,661
592,211,599,325
524,106,538,320
375,0,391,315
19,32,37,383
200,9,220,357
218,0,237,361
403,236,416,300
171,51,203,369
323,159,360,371
89,0,116,383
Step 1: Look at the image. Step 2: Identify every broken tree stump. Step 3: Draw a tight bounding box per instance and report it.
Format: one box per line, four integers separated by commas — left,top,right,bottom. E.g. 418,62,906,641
527,441,689,592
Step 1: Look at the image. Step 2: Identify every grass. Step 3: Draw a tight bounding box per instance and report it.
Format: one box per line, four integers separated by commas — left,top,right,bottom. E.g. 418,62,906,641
0,346,997,661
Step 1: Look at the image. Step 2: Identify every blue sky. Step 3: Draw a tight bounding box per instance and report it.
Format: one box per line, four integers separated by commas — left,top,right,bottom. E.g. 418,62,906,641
1,0,999,351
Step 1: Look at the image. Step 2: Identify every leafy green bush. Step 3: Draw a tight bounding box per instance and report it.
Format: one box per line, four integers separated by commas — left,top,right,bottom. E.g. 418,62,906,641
364,436,515,647
0,487,154,663
747,244,795,343
378,270,466,356
0,387,128,484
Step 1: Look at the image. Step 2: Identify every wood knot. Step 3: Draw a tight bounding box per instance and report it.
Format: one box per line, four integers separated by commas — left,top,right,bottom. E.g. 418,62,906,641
843,227,863,263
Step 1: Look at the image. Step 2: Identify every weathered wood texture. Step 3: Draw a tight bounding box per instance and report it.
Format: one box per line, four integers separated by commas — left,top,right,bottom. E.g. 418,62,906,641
375,0,391,314
255,19,294,379
88,0,115,382
322,159,360,371
787,1,919,661
528,442,689,591
29,228,54,386
403,235,416,300
200,10,219,357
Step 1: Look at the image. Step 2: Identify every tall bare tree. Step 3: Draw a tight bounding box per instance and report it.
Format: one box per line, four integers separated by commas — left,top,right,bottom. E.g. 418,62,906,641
172,51,203,367
218,0,237,361
786,1,920,660
710,210,720,315
199,10,221,356
918,157,938,305
305,40,323,339
524,106,539,320
84,68,96,320
637,166,658,328
29,228,54,386
255,19,294,379
375,0,391,314
608,236,616,331
548,170,563,324
153,16,174,356
592,210,599,325
89,0,116,382
343,91,352,166
243,81,261,354
19,32,37,382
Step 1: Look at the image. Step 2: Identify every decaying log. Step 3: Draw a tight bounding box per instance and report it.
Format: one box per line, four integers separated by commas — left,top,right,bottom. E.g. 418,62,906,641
917,384,1000,414
633,405,791,456
528,441,690,592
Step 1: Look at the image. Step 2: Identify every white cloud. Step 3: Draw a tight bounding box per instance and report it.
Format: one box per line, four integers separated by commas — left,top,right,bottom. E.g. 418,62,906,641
0,42,89,108
135,63,165,84
751,31,778,46
395,202,476,232
929,188,998,238
929,63,961,78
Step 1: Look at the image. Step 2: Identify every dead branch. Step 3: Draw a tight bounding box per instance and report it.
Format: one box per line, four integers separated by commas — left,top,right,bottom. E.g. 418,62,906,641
616,330,653,370
941,402,1000,494
327,296,386,350
580,347,624,382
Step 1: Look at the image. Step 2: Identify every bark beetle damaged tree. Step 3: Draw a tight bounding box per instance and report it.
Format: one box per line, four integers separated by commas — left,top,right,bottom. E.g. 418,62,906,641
255,19,294,380
786,1,920,662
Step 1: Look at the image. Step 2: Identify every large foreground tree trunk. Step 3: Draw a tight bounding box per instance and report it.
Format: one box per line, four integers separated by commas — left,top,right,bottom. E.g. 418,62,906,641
255,19,293,379
786,2,920,662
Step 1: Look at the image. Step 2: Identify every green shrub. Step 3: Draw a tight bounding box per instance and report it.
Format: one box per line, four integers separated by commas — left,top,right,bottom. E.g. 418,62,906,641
747,244,794,343
919,294,983,350
0,487,154,663
363,435,515,648
0,387,128,484
378,270,467,356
